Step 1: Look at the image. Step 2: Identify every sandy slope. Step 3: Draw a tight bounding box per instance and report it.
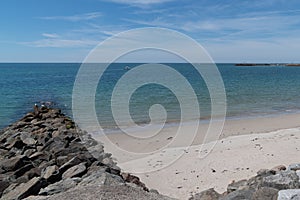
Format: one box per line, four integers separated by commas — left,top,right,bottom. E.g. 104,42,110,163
94,113,300,199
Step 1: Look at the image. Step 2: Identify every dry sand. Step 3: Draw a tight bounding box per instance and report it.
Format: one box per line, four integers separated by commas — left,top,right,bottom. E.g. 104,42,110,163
93,113,300,199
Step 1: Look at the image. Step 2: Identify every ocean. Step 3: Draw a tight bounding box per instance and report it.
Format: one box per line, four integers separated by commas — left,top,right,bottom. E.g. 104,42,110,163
1,63,300,130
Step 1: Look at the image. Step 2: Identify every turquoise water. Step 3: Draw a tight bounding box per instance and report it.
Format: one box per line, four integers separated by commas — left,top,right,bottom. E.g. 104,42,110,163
1,63,300,129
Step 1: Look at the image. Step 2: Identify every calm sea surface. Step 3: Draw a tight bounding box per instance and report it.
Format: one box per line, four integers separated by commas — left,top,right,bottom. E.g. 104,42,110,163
1,63,300,130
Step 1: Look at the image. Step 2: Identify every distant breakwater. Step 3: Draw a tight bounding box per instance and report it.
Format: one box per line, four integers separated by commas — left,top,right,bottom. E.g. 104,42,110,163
235,63,300,67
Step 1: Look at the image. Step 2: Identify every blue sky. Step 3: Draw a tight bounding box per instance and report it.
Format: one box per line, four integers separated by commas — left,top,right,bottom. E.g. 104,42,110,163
1,0,300,62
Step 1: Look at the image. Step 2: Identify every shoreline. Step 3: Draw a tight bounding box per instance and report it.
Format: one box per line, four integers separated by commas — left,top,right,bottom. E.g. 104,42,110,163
96,109,300,134
93,112,300,199
96,112,300,149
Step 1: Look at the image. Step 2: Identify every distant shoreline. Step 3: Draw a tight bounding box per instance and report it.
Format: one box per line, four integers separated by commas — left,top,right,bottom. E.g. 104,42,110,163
235,63,300,66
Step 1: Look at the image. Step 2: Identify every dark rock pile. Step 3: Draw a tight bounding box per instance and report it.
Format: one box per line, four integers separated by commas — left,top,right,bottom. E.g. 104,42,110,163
190,164,300,200
4,105,300,200
0,105,172,200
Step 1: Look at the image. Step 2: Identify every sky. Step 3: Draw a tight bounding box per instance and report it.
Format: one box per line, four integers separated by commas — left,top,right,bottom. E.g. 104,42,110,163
1,0,300,63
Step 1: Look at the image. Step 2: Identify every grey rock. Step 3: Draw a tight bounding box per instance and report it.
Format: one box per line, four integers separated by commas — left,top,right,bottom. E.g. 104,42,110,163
76,151,96,166
9,146,23,156
79,134,98,148
32,121,44,127
1,155,28,172
41,165,60,183
54,141,86,157
149,189,159,194
79,171,124,187
38,160,56,171
220,188,254,200
59,156,82,172
71,177,82,183
20,132,36,145
0,107,170,199
109,165,121,175
50,117,64,125
21,137,36,146
24,149,36,157
14,163,34,178
13,121,29,130
35,133,52,146
84,164,107,177
41,137,65,153
278,189,300,200
39,178,77,195
26,167,42,178
102,157,115,167
5,136,25,149
247,175,265,190
189,188,221,200
227,179,248,193
289,163,300,171
55,156,69,166
257,169,276,176
2,183,18,196
0,130,14,143
88,144,105,161
261,171,300,190
0,180,10,196
296,170,300,183
51,130,60,138
29,152,48,160
42,165,58,179
62,163,87,179
2,132,20,145
24,195,48,200
252,187,278,200
37,185,176,200
1,177,43,200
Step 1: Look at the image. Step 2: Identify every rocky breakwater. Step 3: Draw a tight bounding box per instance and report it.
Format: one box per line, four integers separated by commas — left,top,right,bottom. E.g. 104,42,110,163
0,105,173,200
190,164,300,200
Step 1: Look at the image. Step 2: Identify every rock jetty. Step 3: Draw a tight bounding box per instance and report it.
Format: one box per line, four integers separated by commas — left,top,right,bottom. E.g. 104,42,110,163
0,105,173,200
2,105,300,200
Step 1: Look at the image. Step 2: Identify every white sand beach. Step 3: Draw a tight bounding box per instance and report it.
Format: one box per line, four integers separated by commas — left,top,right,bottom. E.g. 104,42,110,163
95,113,300,199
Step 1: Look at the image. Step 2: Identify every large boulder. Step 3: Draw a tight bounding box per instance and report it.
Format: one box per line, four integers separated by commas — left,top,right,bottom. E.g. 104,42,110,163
278,189,300,200
189,188,221,200
252,187,278,200
30,185,176,200
220,188,255,200
261,171,300,190
1,177,44,200
38,178,79,196
62,163,87,179
1,155,29,172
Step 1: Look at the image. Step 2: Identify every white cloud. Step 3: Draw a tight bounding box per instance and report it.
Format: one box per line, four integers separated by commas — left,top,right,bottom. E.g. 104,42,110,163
123,18,173,28
21,38,98,48
21,33,99,48
42,33,60,38
182,15,297,32
104,0,175,6
40,12,102,22
126,11,300,40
